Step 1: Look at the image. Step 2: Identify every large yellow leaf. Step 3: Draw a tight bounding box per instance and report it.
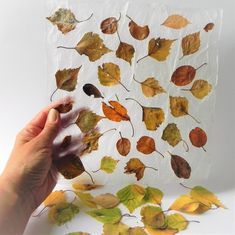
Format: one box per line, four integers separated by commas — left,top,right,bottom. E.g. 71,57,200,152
145,226,178,235
166,213,188,231
93,193,120,209
143,187,164,205
102,222,129,235
98,63,120,86
162,15,190,29
43,191,66,207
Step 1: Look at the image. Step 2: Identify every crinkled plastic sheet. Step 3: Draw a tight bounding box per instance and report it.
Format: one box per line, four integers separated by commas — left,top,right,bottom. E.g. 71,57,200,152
45,0,222,188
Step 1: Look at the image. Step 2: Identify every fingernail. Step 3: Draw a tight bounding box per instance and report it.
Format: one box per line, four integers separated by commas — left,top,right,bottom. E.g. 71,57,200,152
48,109,58,123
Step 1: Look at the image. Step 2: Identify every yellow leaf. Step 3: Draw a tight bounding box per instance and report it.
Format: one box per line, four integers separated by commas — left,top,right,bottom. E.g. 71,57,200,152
43,191,66,207
128,227,148,235
117,184,146,213
72,183,103,191
98,63,120,86
99,156,119,174
143,187,164,205
166,213,188,231
76,192,97,208
75,32,112,62
162,15,190,29
116,42,135,65
145,226,178,235
169,195,200,213
93,193,120,209
102,222,129,235
124,158,146,181
190,186,226,209
170,96,188,117
181,32,200,58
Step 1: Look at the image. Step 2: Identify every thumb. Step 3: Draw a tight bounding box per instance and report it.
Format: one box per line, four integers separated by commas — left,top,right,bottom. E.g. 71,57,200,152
37,109,60,147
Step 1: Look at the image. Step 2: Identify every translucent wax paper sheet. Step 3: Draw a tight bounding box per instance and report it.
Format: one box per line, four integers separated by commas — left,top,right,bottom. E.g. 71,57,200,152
45,0,222,187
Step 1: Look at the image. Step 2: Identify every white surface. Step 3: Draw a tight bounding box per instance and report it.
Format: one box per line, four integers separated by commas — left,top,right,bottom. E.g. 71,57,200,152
0,0,234,234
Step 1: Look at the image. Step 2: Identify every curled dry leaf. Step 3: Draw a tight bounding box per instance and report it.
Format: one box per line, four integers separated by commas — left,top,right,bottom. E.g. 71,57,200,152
75,109,104,133
182,80,212,99
93,193,120,208
102,101,134,136
181,32,201,59
162,123,189,152
137,38,176,63
126,15,150,40
170,96,200,124
47,8,93,34
162,15,190,29
93,156,119,174
168,152,191,179
124,158,158,181
116,184,146,213
51,67,81,101
43,191,66,207
171,63,207,86
100,14,121,34
116,132,131,156
189,127,207,152
116,42,135,65
137,136,165,158
48,202,79,226
204,23,215,32
126,98,165,131
60,135,72,149
58,32,112,62
98,62,129,92
133,76,166,97
83,84,104,99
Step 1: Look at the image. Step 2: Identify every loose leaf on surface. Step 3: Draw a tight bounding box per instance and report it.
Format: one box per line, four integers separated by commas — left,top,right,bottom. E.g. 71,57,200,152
103,222,129,235
72,183,103,191
116,132,131,156
76,192,97,208
162,15,190,29
100,14,121,34
143,187,164,205
189,127,207,152
83,84,104,98
93,156,119,174
166,213,189,231
116,42,135,65
93,193,120,209
204,23,215,32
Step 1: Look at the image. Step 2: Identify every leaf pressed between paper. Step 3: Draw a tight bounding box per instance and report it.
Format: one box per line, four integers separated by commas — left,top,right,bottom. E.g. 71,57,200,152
162,15,190,29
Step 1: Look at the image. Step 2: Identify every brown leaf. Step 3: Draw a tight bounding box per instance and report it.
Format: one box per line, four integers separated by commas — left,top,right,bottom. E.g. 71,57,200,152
54,154,85,179
124,158,146,181
169,96,188,117
137,136,156,155
83,84,104,98
55,102,73,114
204,23,215,32
126,15,150,40
189,127,207,151
101,15,120,34
116,42,135,65
169,152,191,179
116,132,131,156
93,193,120,208
60,136,72,149
181,32,200,58
162,15,190,29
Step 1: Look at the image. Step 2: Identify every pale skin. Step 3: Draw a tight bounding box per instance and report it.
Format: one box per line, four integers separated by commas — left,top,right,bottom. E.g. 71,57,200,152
0,101,67,235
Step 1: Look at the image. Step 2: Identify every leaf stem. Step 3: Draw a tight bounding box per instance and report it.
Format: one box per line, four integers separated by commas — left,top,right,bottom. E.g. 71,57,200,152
187,112,201,124
129,120,135,137
117,12,122,22
202,146,207,152
75,13,93,23
145,166,158,172
115,94,120,101
121,213,137,219
181,88,191,92
126,15,133,22
125,98,143,108
32,206,49,217
196,63,207,71
181,139,189,152
92,168,101,173
101,128,117,136
119,131,123,139
132,75,142,84
137,54,149,63
85,170,95,185
155,150,165,158
63,122,76,129
179,183,192,190
50,88,59,102
119,80,130,92
57,46,75,50
117,30,122,43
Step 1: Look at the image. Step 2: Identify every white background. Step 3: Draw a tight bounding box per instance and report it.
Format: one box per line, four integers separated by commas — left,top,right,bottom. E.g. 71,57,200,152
0,0,234,234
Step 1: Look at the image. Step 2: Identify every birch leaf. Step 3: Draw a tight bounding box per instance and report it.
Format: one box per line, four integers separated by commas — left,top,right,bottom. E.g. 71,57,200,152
145,227,178,235
162,15,190,29
101,16,119,34
117,184,146,213
189,127,207,151
170,96,188,117
76,192,97,208
116,42,135,65
48,202,79,226
124,158,146,181
181,32,200,58
143,187,164,205
99,156,119,174
93,193,120,209
86,208,122,224
44,191,66,207
116,132,131,156
103,222,129,235
72,183,103,191
162,123,182,147
166,213,188,231
128,227,148,235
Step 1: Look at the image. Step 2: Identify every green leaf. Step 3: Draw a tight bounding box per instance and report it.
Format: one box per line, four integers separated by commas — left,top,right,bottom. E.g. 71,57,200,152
117,184,146,213
86,207,122,224
76,192,97,208
143,187,164,205
166,213,188,231
162,123,182,147
100,156,119,173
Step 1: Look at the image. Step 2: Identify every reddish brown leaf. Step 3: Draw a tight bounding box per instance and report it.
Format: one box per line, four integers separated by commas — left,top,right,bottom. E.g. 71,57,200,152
101,16,120,34
60,136,72,149
189,127,207,151
55,102,73,114
204,23,215,32
116,132,131,156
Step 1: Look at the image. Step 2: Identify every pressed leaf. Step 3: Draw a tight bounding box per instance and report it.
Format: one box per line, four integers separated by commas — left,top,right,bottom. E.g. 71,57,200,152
128,227,148,235
181,32,200,58
189,127,207,151
204,23,215,32
83,84,104,98
86,207,122,224
97,156,119,174
141,206,166,229
43,191,66,207
183,80,212,99
133,76,166,97
93,193,120,209
116,132,131,156
169,152,191,179
190,186,226,209
116,184,146,213
101,16,120,34
166,213,188,231
54,154,85,180
103,222,129,235
126,15,150,40
171,63,207,86
48,202,79,226
143,187,164,205
145,227,178,235
76,192,97,208
162,15,190,29
116,42,135,65
60,136,72,150
76,109,104,133
72,183,103,191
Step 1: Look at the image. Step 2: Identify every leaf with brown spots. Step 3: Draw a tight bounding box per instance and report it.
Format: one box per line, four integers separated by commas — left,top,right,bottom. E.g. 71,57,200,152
100,14,121,34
